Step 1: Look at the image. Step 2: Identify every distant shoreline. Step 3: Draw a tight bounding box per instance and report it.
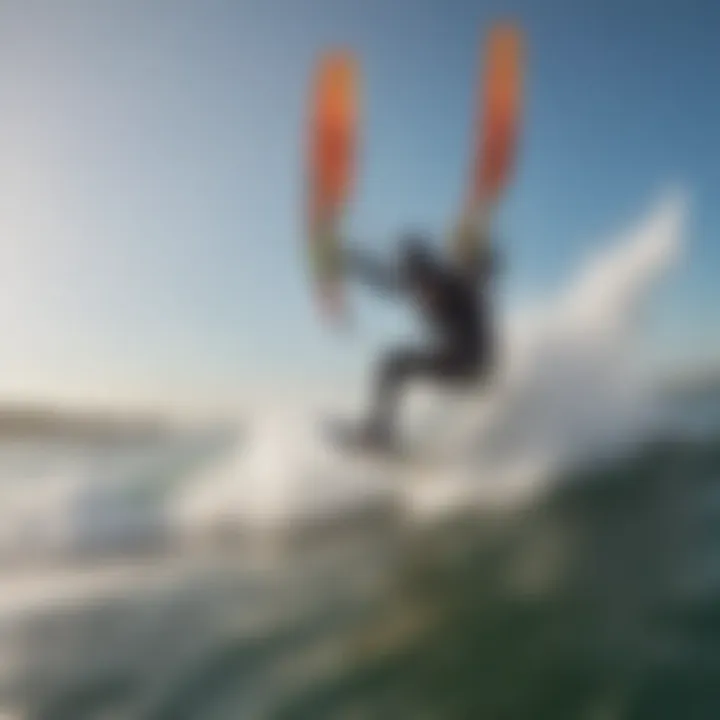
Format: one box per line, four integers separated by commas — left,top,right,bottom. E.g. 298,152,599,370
0,403,173,443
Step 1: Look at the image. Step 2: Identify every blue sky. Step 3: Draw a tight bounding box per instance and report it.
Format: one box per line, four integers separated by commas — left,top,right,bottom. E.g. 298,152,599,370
0,0,715,407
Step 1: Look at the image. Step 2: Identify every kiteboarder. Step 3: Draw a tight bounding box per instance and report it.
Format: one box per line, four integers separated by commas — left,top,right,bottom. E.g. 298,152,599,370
307,23,523,454
341,228,499,449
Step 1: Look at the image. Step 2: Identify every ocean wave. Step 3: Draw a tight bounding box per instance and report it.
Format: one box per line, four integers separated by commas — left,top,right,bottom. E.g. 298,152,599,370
0,191,693,562
174,190,689,530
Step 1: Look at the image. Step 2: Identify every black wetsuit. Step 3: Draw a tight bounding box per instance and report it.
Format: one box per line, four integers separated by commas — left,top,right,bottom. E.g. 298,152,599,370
345,244,497,441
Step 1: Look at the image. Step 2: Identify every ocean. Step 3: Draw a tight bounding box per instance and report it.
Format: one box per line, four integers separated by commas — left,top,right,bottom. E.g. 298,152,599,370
0,409,718,719
0,193,714,719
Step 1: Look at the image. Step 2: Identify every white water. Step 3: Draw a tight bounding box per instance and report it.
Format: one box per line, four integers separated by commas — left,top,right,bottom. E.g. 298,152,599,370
0,191,689,560
175,191,688,530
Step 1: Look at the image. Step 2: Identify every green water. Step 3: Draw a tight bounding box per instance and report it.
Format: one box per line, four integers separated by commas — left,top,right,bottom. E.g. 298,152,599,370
1,435,719,719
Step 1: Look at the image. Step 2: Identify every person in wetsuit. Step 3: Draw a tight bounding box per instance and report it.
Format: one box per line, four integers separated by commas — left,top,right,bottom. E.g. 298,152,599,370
343,231,498,449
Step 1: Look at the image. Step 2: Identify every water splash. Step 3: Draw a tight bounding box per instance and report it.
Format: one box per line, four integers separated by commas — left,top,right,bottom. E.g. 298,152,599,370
175,190,688,531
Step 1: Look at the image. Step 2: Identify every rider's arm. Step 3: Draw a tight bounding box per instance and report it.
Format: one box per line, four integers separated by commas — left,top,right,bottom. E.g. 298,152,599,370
343,245,403,296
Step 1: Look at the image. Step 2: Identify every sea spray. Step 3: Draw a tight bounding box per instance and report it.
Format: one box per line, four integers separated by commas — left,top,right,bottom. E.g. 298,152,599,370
175,191,688,531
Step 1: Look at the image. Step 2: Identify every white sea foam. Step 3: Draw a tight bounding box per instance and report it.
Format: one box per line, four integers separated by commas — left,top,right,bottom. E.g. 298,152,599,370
174,190,688,530
0,192,688,561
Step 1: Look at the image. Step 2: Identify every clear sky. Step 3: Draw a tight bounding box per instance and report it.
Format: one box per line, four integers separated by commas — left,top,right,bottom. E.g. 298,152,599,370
0,0,716,409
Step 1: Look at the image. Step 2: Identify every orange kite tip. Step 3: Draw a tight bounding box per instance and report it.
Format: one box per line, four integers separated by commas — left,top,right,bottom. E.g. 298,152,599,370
488,18,524,34
486,21,525,50
317,47,357,69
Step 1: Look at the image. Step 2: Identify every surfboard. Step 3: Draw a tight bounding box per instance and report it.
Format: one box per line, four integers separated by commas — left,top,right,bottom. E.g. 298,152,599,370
323,416,449,470
323,416,396,455
306,50,360,323
452,22,525,269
